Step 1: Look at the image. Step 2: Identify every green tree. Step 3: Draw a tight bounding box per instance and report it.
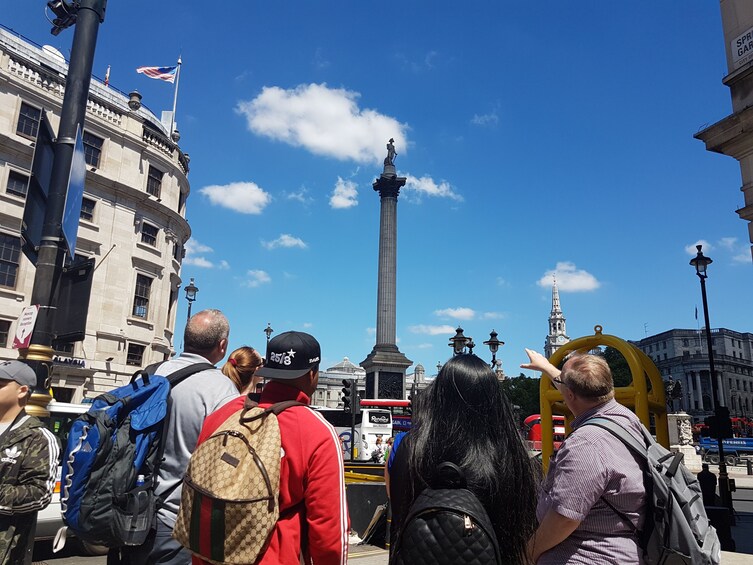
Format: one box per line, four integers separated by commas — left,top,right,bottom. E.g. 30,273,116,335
500,374,541,423
601,346,632,388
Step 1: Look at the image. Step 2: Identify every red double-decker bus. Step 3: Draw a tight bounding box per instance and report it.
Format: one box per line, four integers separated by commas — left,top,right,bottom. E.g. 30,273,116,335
523,414,565,451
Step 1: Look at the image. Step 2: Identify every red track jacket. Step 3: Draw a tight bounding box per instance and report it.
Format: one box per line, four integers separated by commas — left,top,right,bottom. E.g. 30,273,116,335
192,381,349,565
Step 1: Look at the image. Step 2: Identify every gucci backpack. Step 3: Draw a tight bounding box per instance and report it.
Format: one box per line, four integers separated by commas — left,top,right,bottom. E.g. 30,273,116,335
173,395,304,565
391,462,502,565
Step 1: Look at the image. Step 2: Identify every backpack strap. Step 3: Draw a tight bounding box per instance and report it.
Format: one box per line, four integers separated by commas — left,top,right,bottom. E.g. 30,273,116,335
239,397,306,422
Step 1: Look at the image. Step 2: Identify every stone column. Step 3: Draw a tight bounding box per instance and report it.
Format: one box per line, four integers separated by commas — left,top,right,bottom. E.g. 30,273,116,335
361,159,412,399
695,372,704,410
686,372,695,412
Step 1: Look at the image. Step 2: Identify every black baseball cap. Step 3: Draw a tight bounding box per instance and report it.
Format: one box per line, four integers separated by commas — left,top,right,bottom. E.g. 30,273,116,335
256,331,321,380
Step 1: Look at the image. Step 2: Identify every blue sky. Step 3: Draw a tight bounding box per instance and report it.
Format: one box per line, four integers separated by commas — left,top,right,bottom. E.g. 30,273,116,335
6,2,753,376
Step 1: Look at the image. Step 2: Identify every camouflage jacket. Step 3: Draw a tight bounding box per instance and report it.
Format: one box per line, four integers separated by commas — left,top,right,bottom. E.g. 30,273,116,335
0,411,60,565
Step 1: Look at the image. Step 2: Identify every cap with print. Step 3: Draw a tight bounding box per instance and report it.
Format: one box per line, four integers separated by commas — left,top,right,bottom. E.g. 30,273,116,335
255,331,321,380
0,360,37,388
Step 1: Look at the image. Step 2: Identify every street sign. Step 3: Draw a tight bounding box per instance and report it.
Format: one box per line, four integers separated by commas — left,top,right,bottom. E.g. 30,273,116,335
21,110,55,266
62,126,86,262
12,305,40,349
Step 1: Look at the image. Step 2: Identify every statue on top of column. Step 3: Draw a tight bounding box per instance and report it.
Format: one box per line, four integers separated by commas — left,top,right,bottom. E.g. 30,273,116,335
384,138,397,167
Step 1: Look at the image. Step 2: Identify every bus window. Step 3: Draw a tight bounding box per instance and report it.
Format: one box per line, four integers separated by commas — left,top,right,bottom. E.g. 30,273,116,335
361,409,392,463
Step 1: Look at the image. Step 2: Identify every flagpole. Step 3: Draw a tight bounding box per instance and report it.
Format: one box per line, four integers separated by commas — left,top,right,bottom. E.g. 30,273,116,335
170,56,182,138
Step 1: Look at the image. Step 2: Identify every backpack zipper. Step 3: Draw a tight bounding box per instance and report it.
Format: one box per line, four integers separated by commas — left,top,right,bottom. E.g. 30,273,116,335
463,514,474,535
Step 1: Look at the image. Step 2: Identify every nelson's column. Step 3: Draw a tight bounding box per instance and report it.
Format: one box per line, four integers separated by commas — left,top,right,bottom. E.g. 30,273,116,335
361,139,412,399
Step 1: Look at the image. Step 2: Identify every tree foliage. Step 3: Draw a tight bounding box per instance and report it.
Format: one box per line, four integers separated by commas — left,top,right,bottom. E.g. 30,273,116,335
601,346,632,388
500,374,541,423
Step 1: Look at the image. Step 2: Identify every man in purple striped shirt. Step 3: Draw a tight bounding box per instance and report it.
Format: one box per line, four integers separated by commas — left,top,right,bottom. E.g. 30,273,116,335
522,350,647,564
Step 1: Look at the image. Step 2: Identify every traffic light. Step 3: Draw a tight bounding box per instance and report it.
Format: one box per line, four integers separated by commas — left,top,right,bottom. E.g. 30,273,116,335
341,379,361,415
342,379,351,413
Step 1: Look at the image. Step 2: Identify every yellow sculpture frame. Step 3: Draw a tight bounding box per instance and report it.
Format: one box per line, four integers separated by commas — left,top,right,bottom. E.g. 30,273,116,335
539,325,668,473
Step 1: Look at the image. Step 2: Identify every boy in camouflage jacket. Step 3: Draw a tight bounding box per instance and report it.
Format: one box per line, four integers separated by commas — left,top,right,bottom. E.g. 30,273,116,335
0,361,59,565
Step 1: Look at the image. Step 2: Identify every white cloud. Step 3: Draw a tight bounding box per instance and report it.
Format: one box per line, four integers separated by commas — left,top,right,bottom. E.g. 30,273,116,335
200,182,271,214
733,250,751,264
330,177,358,209
471,111,499,126
302,322,313,329
405,175,462,201
236,83,408,164
409,324,457,335
719,237,737,249
537,262,601,292
481,312,505,320
496,277,508,287
244,270,271,288
434,307,475,320
685,240,712,255
183,238,228,269
366,327,376,336
286,188,313,204
415,343,434,349
262,234,308,250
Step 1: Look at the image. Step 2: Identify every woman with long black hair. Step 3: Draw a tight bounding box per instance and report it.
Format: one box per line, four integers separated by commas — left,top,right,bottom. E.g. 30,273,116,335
386,354,537,564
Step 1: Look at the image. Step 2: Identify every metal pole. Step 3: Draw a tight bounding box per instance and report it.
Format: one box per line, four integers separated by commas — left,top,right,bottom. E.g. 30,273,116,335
20,0,106,415
700,275,732,512
186,300,192,322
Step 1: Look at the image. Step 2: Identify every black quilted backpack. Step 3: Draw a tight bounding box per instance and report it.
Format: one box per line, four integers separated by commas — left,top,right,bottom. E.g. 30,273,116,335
391,462,502,565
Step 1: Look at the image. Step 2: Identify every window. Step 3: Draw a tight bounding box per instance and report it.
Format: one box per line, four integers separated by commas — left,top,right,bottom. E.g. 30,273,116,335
167,287,177,321
172,242,181,261
683,339,689,347
146,166,163,198
0,320,10,347
80,197,95,222
141,222,158,246
53,341,74,355
132,274,152,318
16,102,40,138
0,234,21,288
82,131,104,168
126,343,145,366
6,170,29,198
178,190,186,213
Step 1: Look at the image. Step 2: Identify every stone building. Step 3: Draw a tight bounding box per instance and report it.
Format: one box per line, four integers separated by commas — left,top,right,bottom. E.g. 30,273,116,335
695,0,753,261
0,26,191,401
632,327,753,421
312,357,366,408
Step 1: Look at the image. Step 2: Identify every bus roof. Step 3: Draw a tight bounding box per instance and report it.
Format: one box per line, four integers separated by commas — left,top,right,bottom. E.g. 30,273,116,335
359,398,410,407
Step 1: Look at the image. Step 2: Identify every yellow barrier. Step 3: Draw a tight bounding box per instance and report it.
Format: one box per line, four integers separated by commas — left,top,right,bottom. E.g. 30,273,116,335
540,325,668,473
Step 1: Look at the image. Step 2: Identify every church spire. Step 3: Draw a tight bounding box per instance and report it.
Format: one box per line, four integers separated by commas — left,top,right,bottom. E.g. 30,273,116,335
551,275,562,315
544,275,569,358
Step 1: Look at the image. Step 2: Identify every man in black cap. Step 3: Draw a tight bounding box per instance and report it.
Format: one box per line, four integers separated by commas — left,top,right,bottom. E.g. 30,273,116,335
197,331,350,564
0,361,60,564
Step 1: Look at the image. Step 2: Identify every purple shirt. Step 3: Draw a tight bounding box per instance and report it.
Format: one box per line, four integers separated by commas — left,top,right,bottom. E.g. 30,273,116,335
536,399,647,564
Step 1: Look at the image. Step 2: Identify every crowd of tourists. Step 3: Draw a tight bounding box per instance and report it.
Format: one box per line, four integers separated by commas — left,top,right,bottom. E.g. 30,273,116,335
0,307,717,564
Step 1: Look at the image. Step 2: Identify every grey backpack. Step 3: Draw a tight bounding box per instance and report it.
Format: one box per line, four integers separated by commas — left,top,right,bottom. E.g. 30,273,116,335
584,418,721,565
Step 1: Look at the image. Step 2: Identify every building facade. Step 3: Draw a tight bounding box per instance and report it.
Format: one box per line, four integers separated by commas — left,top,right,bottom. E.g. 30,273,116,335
544,278,570,358
632,327,753,421
695,0,753,261
0,26,191,401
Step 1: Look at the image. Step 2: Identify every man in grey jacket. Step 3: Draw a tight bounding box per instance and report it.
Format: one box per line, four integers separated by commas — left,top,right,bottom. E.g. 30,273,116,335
132,309,238,565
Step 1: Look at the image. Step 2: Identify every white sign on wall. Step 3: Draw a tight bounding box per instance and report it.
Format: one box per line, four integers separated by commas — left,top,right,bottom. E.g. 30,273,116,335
732,26,753,70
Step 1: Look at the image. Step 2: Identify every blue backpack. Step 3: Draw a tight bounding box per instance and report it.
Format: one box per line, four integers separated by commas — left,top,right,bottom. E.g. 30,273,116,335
59,362,213,548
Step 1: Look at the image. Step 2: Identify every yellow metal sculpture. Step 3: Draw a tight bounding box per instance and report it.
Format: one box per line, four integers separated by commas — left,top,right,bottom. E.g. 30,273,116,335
539,325,668,473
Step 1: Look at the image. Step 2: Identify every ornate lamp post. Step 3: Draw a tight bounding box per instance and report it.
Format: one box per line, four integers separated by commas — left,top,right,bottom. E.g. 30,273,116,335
264,323,274,353
690,244,732,512
184,277,198,322
483,330,504,369
449,327,505,368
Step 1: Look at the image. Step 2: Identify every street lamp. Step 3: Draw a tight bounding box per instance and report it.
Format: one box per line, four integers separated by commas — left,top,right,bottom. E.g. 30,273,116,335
449,327,505,367
690,244,733,512
483,330,504,369
184,277,198,322
264,323,274,351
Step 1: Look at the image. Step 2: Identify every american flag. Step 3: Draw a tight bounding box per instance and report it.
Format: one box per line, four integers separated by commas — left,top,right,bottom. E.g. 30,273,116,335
136,65,177,83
